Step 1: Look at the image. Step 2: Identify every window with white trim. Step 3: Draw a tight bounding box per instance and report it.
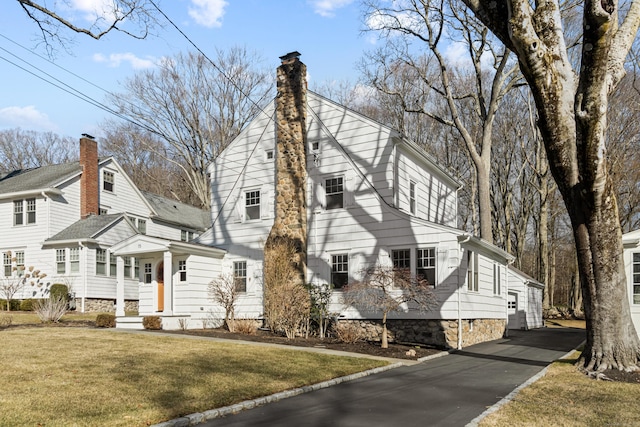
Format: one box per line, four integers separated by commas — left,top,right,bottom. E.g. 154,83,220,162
70,247,80,273
96,249,107,275
178,260,187,282
409,181,416,215
181,230,195,242
493,263,502,295
467,251,479,292
3,252,12,277
245,190,261,220
325,177,344,210
109,253,117,276
137,219,147,234
331,254,349,289
234,261,247,292
56,249,66,274
266,150,274,160
103,171,114,192
416,248,436,287
135,259,140,279
633,253,640,304
15,251,24,276
13,199,36,226
124,256,132,278
144,263,152,283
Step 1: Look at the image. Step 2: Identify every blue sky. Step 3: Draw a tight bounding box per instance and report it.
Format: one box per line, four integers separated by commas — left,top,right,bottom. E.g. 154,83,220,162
0,0,372,139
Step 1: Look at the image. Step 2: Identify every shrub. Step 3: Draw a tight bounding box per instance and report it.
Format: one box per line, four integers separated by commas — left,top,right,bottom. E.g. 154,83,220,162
231,318,257,335
50,284,69,302
0,314,13,328
177,318,189,331
142,316,162,330
95,313,116,328
20,299,37,311
333,322,364,344
34,297,67,323
0,300,21,311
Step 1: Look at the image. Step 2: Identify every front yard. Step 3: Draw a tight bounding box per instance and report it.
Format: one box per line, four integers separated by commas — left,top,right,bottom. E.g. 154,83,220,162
0,326,387,426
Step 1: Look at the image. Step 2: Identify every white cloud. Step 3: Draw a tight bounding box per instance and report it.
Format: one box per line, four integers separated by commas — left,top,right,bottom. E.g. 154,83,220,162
0,106,58,132
309,0,354,17
93,52,156,69
188,0,228,28
69,0,118,22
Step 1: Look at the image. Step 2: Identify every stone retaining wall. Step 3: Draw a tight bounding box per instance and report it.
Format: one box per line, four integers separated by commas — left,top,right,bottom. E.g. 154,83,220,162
74,298,138,313
339,318,506,349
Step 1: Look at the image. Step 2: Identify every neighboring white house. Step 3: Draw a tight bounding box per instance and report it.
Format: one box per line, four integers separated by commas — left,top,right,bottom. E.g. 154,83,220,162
507,268,544,330
622,230,640,338
0,136,209,312
115,53,542,349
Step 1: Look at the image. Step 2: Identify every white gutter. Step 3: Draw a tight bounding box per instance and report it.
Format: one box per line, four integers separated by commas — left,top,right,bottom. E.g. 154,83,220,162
0,188,62,200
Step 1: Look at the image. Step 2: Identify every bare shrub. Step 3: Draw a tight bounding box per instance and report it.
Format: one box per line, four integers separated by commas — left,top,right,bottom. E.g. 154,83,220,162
231,318,257,335
34,296,67,323
142,316,162,330
208,273,239,332
177,318,189,331
343,264,438,348
263,239,310,339
0,314,13,328
333,322,364,344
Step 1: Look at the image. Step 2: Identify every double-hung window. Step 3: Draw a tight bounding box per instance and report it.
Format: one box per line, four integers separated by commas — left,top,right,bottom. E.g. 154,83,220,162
245,190,261,220
137,218,147,234
15,251,24,276
103,171,114,192
178,260,187,282
96,249,107,275
13,199,36,226
3,252,12,277
325,177,344,210
109,253,117,276
416,248,436,287
331,254,349,289
56,249,66,274
144,263,152,283
70,247,80,273
124,256,132,278
234,261,247,292
467,251,479,291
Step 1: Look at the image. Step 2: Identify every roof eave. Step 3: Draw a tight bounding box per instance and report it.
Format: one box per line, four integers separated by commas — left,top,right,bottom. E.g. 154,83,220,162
0,188,63,200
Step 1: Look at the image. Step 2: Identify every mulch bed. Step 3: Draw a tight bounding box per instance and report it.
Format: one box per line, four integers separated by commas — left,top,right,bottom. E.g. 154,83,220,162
601,369,640,384
164,328,443,361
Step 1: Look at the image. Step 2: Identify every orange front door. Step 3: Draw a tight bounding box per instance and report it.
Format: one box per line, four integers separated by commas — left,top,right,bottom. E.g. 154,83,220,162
157,262,164,312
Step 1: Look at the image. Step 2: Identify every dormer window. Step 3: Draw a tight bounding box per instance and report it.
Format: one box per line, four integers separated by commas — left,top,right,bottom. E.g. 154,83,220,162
103,171,114,192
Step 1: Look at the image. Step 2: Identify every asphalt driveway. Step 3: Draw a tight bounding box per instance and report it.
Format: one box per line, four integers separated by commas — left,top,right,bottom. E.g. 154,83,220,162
197,327,585,427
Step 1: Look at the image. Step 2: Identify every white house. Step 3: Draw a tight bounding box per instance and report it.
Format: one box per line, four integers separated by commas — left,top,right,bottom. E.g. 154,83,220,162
0,136,209,312
115,53,541,348
622,230,640,338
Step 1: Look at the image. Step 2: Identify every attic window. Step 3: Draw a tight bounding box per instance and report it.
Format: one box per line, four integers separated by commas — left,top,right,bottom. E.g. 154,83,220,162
103,171,114,192
266,150,274,160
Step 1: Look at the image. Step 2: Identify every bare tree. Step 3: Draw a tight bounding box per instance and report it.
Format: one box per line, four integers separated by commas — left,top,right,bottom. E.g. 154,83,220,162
0,128,75,172
17,0,161,56
108,47,272,208
361,0,522,243
343,265,438,348
462,0,640,372
208,273,240,332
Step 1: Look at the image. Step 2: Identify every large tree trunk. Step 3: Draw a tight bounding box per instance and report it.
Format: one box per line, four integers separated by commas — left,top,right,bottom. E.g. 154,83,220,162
463,0,640,372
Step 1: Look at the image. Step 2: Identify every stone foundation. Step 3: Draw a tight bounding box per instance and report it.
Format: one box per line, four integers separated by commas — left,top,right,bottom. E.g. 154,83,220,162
75,298,138,313
338,318,507,349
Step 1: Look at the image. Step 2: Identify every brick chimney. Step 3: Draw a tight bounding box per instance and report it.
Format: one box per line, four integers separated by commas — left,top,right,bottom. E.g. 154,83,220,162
265,51,308,284
79,135,99,218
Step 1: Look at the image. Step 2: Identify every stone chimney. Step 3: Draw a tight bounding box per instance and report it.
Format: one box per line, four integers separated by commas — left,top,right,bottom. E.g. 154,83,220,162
79,134,99,218
265,51,308,284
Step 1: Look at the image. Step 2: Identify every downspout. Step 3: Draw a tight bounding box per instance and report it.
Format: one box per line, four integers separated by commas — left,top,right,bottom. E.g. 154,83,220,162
41,192,50,238
79,241,87,313
458,234,472,350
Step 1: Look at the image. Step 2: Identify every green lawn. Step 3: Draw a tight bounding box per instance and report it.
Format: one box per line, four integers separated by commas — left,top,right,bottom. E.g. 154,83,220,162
0,327,388,426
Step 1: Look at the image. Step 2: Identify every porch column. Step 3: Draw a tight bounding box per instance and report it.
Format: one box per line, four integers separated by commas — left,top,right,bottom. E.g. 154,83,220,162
116,256,125,317
163,251,173,315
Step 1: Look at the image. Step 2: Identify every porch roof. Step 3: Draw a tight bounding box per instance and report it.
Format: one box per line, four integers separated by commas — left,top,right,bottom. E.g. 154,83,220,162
111,234,226,258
